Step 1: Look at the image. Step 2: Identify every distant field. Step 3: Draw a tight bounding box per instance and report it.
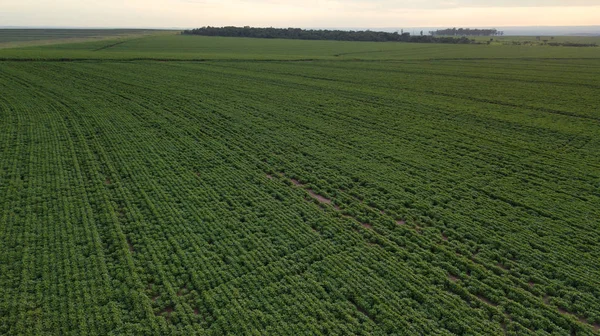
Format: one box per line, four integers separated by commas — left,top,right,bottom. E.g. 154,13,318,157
1,32,599,335
462,35,600,46
0,29,169,49
0,34,598,60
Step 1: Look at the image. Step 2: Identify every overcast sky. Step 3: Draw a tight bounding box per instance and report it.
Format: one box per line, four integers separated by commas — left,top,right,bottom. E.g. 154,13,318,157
1,0,598,28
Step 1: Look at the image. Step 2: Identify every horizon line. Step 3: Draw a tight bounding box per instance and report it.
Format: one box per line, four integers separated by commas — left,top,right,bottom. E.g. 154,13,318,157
2,25,600,30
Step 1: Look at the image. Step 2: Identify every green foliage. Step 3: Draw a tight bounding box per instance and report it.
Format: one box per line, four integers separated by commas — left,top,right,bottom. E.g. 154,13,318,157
431,28,503,36
1,34,600,61
182,26,474,44
0,35,599,335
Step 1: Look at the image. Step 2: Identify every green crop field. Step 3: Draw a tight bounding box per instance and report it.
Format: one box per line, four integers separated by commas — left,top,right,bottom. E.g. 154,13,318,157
441,35,600,45
2,34,600,60
1,33,599,335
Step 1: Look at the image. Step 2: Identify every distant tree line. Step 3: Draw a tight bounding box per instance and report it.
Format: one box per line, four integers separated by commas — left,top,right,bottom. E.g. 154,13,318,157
430,28,504,36
181,26,475,44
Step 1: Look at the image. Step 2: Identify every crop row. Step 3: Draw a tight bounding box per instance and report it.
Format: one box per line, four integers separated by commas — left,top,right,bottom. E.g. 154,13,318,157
0,59,599,335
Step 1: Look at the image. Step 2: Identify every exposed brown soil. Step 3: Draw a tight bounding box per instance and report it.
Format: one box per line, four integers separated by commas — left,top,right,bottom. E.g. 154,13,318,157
396,220,406,225
497,263,509,270
448,274,459,282
307,190,332,205
442,234,449,241
194,308,199,315
351,301,374,322
266,174,273,179
105,178,112,185
528,281,535,287
156,306,174,319
127,239,134,253
287,177,341,209
543,295,550,305
176,285,188,297
555,307,600,331
362,223,373,229
379,210,385,215
477,295,498,307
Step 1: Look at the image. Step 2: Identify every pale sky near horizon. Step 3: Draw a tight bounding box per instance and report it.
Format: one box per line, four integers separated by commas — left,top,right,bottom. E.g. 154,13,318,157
1,0,598,28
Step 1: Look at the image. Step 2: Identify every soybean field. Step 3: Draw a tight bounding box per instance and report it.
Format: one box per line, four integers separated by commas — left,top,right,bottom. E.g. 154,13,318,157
0,34,599,335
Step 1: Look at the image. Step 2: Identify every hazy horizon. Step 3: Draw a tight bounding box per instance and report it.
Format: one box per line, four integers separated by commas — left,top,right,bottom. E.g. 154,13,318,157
2,25,599,37
1,0,598,29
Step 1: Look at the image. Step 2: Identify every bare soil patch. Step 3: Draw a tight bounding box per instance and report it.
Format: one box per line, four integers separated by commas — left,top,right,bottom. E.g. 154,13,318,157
497,263,509,270
156,306,174,319
127,239,134,253
307,190,332,204
105,178,112,185
448,274,459,282
194,308,199,315
396,220,406,225
543,295,550,305
477,295,498,307
287,177,341,209
528,281,535,287
266,174,273,179
350,301,375,322
176,285,188,297
362,223,373,229
442,234,449,241
556,307,600,331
